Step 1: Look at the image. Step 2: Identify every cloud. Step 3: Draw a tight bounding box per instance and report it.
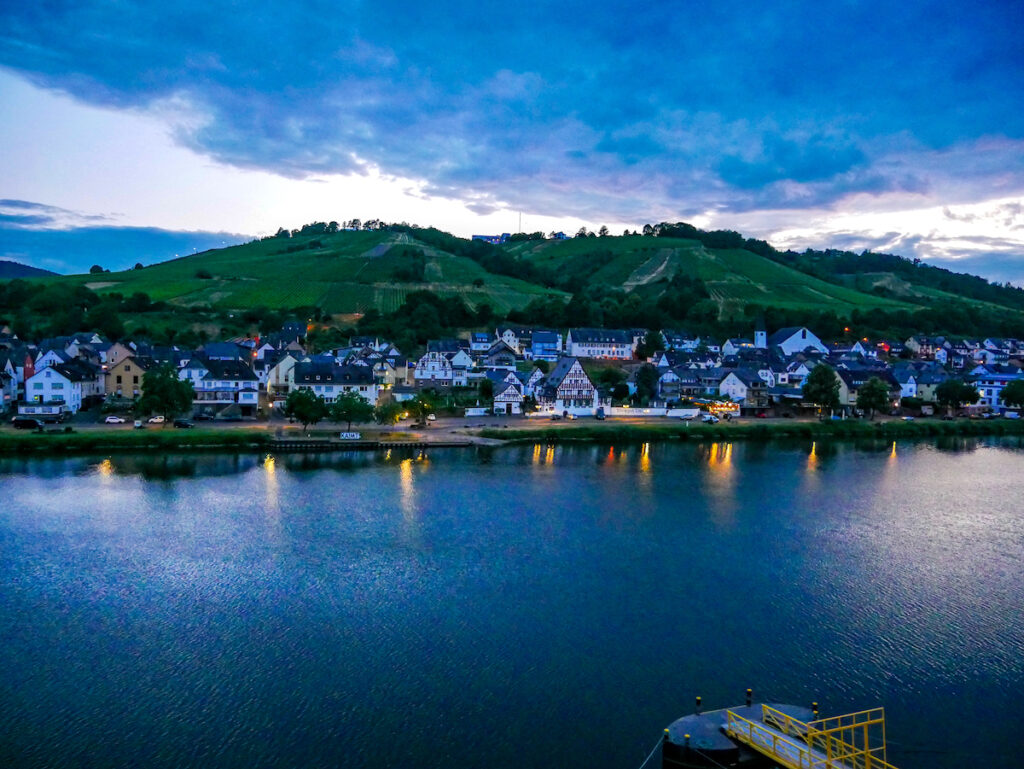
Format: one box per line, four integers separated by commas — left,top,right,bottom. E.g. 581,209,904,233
0,216,249,274
1,1,1022,223
0,199,117,228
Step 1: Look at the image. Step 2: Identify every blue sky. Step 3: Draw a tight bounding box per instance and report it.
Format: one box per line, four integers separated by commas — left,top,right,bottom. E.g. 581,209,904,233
1,1,1023,280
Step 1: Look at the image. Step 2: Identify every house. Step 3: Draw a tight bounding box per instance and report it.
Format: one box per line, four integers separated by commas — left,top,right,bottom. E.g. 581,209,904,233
722,338,754,356
184,358,260,416
483,341,518,370
0,369,15,414
496,326,533,354
565,328,632,360
22,361,92,415
835,369,901,411
658,367,702,400
292,362,380,405
468,332,494,354
200,341,248,361
892,367,917,399
536,357,599,415
767,327,829,356
413,345,473,388
265,353,301,403
719,369,769,410
492,381,525,415
529,330,563,361
970,365,1024,412
105,356,155,398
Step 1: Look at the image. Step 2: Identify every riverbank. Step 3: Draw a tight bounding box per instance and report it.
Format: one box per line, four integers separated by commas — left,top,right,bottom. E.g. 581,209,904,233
0,426,487,455
477,417,1024,444
2,417,1023,455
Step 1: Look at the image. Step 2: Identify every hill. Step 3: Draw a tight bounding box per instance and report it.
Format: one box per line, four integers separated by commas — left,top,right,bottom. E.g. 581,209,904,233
3,222,1023,344
0,260,58,279
504,235,910,314
51,229,562,315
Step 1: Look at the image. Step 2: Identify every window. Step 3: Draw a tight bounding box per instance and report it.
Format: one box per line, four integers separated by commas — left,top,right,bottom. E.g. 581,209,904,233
33,383,43,390
133,376,139,384
116,375,122,384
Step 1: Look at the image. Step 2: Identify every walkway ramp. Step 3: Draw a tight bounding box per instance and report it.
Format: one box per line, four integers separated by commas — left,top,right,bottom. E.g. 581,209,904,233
723,705,899,769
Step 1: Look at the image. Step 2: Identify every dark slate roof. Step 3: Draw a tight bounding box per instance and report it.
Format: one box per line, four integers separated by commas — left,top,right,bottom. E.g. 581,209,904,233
203,359,258,382
200,342,247,360
543,356,589,390
569,328,630,344
292,362,374,385
767,327,813,347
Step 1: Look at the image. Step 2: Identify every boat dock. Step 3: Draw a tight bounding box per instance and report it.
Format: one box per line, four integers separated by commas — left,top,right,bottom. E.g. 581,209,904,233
662,693,898,769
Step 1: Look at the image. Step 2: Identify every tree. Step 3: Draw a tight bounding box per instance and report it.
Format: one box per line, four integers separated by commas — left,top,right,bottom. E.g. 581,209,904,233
598,225,609,237
634,363,660,404
1001,379,1024,408
134,262,144,270
856,377,891,420
479,377,494,400
136,364,195,424
283,389,328,432
374,400,404,425
611,383,630,402
803,364,840,414
534,359,549,374
89,264,104,274
935,379,980,414
329,391,375,430
409,393,435,425
635,329,665,360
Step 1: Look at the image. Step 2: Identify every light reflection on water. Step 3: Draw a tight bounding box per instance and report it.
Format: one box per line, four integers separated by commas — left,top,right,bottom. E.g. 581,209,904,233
0,439,1022,769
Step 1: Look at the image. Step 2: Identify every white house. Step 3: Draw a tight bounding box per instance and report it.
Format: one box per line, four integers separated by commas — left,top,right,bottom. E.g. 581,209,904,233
493,381,524,414
413,348,473,387
22,362,87,415
536,356,600,415
181,358,260,416
566,328,632,360
767,327,829,356
292,362,380,405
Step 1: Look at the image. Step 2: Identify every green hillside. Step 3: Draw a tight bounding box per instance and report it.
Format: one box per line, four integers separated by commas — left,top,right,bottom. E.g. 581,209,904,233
505,235,910,314
55,230,562,315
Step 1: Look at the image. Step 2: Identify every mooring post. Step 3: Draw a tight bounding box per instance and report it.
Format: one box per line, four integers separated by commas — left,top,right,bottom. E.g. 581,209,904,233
695,696,702,714
746,688,753,706
812,701,819,719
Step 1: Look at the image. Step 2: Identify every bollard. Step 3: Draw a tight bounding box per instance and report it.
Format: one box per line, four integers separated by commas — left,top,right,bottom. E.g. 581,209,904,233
663,729,670,742
695,696,702,714
746,688,753,706
684,734,691,751
812,701,819,719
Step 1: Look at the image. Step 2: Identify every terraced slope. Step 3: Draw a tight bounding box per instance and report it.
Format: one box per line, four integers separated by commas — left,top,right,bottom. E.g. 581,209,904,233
507,236,910,314
50,231,563,315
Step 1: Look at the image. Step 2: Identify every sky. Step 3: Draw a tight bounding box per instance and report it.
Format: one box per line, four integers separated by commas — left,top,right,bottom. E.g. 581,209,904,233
1,1,1023,281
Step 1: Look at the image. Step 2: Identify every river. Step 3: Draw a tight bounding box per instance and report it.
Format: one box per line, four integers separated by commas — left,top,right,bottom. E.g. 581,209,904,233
1,438,1022,768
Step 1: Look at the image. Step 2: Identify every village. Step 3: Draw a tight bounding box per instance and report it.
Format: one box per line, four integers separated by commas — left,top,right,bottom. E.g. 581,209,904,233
3,320,1024,431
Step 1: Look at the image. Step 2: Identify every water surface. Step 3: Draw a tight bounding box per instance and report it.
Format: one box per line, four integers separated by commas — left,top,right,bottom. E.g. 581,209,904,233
1,439,1022,768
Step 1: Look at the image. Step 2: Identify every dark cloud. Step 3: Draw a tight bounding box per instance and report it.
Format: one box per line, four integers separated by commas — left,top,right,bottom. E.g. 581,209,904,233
0,223,248,274
0,199,117,228
1,1,1022,220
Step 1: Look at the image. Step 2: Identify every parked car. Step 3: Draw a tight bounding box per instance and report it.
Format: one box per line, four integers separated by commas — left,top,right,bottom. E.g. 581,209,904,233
902,416,915,422
193,413,214,421
133,420,144,429
755,412,768,419
104,415,126,424
173,419,194,429
427,414,436,421
148,415,165,423
549,414,562,421
11,417,43,430
701,414,720,424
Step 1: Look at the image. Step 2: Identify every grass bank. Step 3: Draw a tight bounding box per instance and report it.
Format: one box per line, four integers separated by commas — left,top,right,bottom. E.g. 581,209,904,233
0,428,274,455
478,418,1024,445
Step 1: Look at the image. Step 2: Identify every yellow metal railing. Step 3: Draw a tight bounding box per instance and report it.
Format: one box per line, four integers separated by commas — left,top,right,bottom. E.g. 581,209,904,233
723,706,900,769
